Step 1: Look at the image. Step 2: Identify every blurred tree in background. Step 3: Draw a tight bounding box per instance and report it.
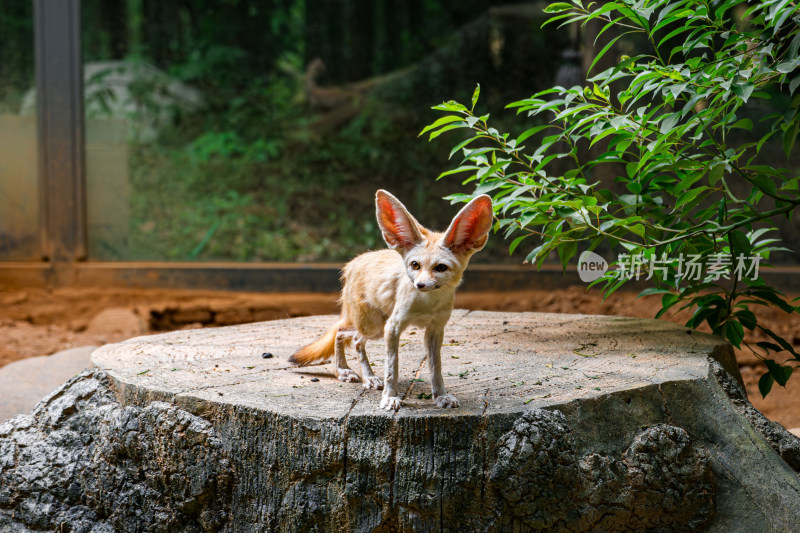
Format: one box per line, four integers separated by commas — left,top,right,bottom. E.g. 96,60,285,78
0,1,33,113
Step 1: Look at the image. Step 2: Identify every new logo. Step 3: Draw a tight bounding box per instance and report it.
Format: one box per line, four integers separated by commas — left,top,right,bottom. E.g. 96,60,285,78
577,251,608,282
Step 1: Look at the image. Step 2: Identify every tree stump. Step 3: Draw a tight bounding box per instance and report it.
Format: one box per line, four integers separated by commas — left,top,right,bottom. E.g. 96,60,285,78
2,311,800,532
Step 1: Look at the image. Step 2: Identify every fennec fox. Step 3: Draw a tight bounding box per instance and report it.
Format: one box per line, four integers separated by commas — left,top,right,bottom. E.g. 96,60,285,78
289,189,492,411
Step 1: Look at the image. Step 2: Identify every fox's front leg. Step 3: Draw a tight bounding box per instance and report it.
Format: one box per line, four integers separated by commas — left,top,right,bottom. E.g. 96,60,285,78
426,324,459,408
380,321,402,411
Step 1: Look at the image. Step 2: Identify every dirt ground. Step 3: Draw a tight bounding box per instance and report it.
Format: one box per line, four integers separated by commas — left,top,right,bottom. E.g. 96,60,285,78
1,285,799,429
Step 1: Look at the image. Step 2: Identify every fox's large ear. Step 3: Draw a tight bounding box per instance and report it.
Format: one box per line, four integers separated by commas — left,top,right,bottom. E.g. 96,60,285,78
443,195,493,254
376,190,424,251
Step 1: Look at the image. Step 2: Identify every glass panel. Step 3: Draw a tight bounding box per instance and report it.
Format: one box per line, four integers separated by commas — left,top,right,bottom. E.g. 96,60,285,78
0,2,39,260
83,1,570,263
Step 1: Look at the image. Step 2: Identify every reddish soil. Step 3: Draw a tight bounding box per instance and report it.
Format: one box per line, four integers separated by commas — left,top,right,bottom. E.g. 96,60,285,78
1,285,799,429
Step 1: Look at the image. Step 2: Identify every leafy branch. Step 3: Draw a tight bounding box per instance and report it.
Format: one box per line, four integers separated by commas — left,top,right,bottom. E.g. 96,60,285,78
422,0,800,396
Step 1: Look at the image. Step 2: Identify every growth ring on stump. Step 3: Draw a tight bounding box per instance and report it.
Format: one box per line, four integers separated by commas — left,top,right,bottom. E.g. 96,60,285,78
76,311,800,530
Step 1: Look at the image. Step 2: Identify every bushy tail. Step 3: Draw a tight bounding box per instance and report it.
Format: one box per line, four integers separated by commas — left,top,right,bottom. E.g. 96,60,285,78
289,322,340,366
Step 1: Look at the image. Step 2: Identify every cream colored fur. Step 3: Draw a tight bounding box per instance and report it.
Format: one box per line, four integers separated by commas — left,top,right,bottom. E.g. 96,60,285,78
289,189,493,411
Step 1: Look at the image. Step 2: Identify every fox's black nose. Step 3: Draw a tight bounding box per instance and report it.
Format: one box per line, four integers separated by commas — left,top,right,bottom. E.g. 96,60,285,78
416,282,425,289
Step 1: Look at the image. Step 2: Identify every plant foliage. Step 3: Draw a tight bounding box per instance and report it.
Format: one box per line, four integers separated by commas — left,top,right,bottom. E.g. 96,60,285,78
423,0,800,396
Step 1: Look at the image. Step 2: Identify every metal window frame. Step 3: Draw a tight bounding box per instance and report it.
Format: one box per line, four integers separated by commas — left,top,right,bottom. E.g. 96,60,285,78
2,0,799,294
34,0,86,287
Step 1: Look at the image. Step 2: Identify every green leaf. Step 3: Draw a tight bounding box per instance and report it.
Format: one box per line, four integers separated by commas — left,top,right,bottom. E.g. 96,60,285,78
732,83,755,103
772,0,796,35
660,112,680,134
558,241,578,271
734,309,757,330
729,230,751,255
419,115,464,137
429,123,467,140
509,234,528,255
675,186,709,209
783,120,800,157
714,0,738,19
669,82,688,100
659,24,691,51
543,2,575,13
777,60,799,74
638,287,672,298
686,306,716,329
725,320,744,348
789,29,800,57
766,359,794,387
758,372,774,398
436,166,478,180
708,163,724,187
731,118,753,132
431,101,468,113
516,125,551,145
471,83,481,112
757,341,784,353
656,293,681,318
589,32,636,76
749,174,778,197
791,75,800,95
629,224,646,238
760,324,800,353
448,136,480,160
749,227,775,244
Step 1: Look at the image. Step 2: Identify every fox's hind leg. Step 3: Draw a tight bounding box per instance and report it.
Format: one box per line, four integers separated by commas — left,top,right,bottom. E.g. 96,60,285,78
335,327,360,383
354,333,383,390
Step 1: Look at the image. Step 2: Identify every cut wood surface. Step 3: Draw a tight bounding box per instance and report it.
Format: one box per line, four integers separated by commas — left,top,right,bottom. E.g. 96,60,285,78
91,310,737,417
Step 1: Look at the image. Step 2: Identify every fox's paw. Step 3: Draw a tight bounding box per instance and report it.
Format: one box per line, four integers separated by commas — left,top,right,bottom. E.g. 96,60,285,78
337,369,360,383
362,376,383,390
380,395,402,411
435,394,460,409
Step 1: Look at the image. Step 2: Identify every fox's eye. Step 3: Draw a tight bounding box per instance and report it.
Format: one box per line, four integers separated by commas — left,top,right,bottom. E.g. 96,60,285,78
434,264,448,272
410,261,420,270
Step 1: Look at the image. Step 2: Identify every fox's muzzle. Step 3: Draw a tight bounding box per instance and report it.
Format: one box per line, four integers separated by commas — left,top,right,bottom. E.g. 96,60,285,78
415,280,437,291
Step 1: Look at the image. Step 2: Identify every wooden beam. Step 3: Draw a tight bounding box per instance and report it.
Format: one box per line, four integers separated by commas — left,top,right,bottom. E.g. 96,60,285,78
2,262,800,293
